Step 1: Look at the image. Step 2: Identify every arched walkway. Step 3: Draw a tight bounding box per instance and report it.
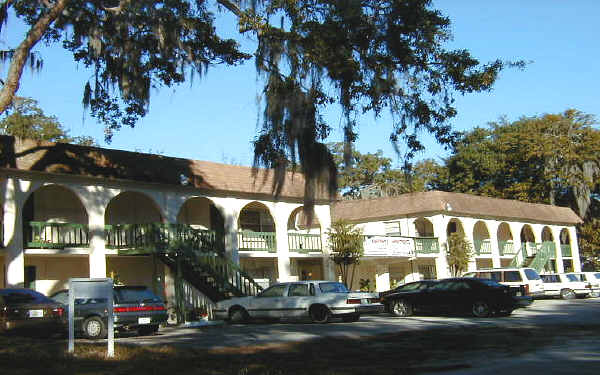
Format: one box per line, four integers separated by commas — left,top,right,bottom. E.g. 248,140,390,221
473,221,491,255
237,202,276,251
287,206,322,252
497,222,515,256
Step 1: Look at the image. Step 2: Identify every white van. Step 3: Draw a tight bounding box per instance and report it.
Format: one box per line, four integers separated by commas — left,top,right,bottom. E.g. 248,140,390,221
463,268,545,297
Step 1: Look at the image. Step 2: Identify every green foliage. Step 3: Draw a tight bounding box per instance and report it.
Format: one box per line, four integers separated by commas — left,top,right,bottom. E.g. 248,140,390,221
435,110,600,219
327,219,363,288
578,218,600,271
446,232,472,277
329,142,445,199
0,97,97,145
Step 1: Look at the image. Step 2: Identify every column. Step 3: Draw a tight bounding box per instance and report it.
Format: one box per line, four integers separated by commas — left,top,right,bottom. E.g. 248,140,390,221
224,209,240,265
375,264,390,292
509,223,523,266
88,209,107,278
431,215,449,279
489,222,501,268
569,226,582,272
461,218,477,272
274,203,291,282
4,178,28,287
553,227,564,273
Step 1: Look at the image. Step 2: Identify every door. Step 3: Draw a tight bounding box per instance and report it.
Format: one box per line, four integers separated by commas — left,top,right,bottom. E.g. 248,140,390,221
249,283,288,319
282,283,313,318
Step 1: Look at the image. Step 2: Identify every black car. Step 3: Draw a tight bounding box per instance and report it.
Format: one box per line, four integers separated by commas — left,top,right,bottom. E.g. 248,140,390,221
0,288,65,335
50,285,168,339
381,278,524,318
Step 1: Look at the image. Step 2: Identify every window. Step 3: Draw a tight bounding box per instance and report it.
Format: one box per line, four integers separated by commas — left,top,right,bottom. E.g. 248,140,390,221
384,221,401,236
541,275,559,283
504,271,522,282
288,284,310,297
258,284,287,298
429,281,452,291
114,287,162,303
565,274,579,282
0,289,52,304
523,269,541,281
318,282,349,293
448,281,471,291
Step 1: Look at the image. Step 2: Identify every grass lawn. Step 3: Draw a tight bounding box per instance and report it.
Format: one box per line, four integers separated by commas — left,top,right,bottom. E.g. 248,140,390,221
1,324,598,375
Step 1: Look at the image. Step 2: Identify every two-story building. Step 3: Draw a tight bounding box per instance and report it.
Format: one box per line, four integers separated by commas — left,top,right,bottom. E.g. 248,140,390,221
0,136,584,315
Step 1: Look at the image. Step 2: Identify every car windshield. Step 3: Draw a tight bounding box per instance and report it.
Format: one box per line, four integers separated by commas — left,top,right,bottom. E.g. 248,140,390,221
114,288,162,304
0,289,52,304
524,269,541,280
318,282,349,293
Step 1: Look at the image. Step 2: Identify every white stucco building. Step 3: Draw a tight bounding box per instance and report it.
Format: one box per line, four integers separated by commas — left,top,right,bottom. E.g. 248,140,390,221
0,136,583,311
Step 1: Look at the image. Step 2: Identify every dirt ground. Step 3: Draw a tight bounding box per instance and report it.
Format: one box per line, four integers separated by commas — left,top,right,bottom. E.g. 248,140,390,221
2,324,599,375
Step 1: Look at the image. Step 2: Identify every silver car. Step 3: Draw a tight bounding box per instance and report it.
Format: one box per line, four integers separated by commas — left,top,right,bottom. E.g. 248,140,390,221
214,281,383,323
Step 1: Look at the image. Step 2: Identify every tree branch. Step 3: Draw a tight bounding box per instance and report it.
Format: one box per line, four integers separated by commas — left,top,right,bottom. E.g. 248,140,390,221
216,0,243,17
102,0,131,15
0,0,70,114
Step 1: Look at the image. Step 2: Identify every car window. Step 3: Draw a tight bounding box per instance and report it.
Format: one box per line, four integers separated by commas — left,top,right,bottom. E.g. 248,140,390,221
318,282,349,293
490,272,502,281
114,288,162,303
258,284,287,297
565,274,579,282
448,281,471,291
594,273,600,280
399,282,423,291
541,275,558,283
569,274,584,282
523,269,541,281
463,272,476,278
477,279,504,288
428,281,452,291
504,271,522,282
51,291,69,304
288,284,310,297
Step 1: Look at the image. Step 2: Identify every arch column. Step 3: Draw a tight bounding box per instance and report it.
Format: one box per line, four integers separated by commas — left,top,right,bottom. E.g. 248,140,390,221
552,227,564,273
430,215,449,279
274,202,291,282
458,218,477,272
487,221,501,268
509,222,523,263
568,226,582,272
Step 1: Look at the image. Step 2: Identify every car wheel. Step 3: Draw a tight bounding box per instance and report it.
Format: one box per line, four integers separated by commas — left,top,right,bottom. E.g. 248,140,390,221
309,305,330,324
342,313,360,323
138,324,159,336
229,307,249,324
391,300,413,317
560,289,576,300
83,316,107,339
472,301,491,318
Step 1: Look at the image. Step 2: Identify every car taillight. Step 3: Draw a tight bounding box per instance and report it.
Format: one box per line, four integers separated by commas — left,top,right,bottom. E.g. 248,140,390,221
524,285,530,296
346,298,361,304
114,305,166,313
52,307,64,317
586,283,592,289
369,298,381,304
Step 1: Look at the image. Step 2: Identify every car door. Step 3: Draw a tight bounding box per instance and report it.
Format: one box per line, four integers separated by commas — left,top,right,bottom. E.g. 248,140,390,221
418,281,452,313
282,283,312,318
249,283,288,319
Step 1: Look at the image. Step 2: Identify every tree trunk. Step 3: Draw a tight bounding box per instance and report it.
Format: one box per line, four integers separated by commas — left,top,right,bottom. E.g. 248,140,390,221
0,0,70,114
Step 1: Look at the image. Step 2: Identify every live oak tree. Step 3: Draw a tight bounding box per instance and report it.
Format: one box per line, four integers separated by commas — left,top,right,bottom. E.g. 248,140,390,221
1,0,521,213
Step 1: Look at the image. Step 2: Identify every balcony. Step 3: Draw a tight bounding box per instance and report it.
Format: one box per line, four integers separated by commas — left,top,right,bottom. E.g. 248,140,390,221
561,244,572,257
237,231,277,252
105,223,222,254
27,221,89,249
498,240,516,256
521,242,539,257
542,241,557,259
288,233,322,253
474,239,492,255
414,237,440,254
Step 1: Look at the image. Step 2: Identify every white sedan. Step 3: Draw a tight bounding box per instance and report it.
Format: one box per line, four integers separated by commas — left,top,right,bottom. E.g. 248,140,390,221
213,281,384,323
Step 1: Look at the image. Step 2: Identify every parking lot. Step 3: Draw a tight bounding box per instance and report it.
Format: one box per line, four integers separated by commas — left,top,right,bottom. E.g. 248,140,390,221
111,298,600,349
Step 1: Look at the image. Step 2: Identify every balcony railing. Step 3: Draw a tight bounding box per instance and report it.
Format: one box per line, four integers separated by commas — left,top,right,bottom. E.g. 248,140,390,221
542,241,557,259
521,242,539,257
415,237,440,254
561,244,572,257
105,223,222,253
27,221,89,249
237,231,277,252
498,240,516,255
474,239,492,255
288,233,322,253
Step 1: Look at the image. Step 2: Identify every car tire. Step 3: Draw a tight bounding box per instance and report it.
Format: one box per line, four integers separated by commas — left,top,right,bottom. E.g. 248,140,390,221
342,313,360,323
83,316,107,339
229,307,249,324
560,289,576,300
472,301,491,318
391,300,413,317
309,305,331,324
138,324,159,336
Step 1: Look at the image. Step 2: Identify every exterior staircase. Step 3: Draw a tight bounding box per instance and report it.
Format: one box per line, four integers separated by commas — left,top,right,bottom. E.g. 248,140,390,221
106,223,264,304
509,242,553,273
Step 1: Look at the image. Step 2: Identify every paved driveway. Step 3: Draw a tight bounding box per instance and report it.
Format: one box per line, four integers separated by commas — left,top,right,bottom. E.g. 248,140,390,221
112,298,600,349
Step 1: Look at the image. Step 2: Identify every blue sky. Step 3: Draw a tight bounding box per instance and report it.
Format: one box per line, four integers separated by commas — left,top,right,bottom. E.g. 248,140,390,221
2,1,599,167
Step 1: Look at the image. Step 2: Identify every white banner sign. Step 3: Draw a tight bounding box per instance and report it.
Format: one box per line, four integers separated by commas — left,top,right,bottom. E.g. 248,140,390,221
363,236,415,257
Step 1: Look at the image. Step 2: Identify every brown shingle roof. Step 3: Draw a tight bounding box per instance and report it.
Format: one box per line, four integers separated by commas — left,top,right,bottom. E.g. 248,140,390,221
332,191,582,225
0,136,329,201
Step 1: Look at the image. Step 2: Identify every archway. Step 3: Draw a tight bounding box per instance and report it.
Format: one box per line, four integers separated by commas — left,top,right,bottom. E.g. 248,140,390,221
287,206,322,252
473,221,491,255
238,202,276,251
414,218,434,237
177,197,225,253
497,222,514,256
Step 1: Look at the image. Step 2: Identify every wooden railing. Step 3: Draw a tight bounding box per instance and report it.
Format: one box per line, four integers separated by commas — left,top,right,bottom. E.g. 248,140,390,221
474,239,492,255
521,242,539,257
237,231,277,252
105,223,222,254
192,253,263,297
414,237,440,254
288,233,322,253
561,244,572,257
27,221,89,248
498,240,516,255
543,241,557,259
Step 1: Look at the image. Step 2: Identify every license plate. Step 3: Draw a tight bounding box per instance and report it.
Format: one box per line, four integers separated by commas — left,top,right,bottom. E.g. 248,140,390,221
29,309,44,318
138,317,151,324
